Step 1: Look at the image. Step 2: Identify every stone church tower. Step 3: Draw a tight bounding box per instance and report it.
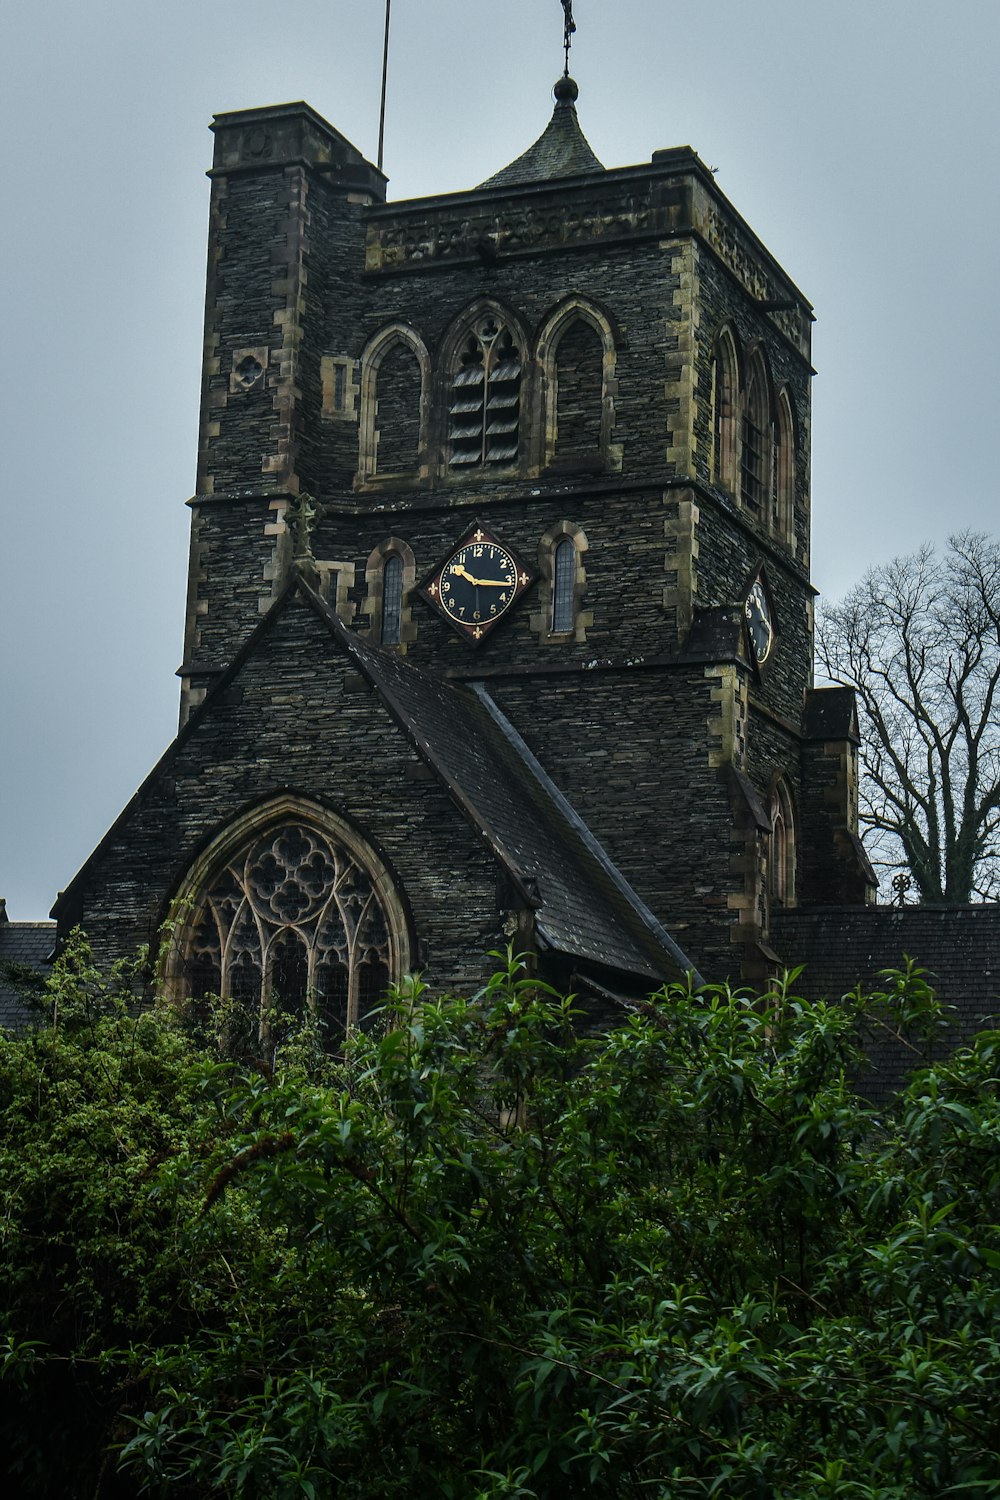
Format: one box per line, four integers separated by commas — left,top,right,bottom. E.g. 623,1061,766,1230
51,81,873,1036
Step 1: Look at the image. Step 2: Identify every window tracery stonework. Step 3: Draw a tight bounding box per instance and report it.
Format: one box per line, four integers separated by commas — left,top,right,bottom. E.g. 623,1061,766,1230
163,805,410,1044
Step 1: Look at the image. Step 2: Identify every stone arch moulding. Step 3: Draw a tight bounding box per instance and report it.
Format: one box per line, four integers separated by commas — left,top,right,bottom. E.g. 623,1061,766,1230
535,296,620,472
767,775,797,912
356,322,431,486
530,521,592,644
773,385,797,546
437,298,532,477
158,794,414,1034
711,323,741,494
739,343,775,517
360,536,418,649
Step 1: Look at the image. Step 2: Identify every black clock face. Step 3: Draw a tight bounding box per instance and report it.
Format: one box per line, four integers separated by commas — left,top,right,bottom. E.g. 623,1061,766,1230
745,580,774,664
420,525,534,643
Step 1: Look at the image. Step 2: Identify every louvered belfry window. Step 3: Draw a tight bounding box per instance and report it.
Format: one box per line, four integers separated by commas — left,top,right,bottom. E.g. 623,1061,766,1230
449,317,521,468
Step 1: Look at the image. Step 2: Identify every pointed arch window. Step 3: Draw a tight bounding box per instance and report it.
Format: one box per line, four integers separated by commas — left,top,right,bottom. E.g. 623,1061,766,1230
553,319,604,461
449,317,521,468
381,553,404,645
169,811,408,1049
552,537,576,633
773,388,796,543
741,360,768,512
769,781,796,909
713,330,738,492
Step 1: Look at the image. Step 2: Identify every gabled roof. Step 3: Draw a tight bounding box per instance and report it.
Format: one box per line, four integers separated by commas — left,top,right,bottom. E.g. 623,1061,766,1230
54,572,697,990
478,77,605,190
306,586,697,986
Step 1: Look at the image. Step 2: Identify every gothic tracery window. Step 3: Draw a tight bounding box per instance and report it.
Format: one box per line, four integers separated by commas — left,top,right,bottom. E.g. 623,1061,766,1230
181,820,396,1044
448,317,521,468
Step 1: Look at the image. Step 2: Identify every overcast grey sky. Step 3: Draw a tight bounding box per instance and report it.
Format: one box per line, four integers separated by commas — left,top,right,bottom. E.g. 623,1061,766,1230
2,0,998,920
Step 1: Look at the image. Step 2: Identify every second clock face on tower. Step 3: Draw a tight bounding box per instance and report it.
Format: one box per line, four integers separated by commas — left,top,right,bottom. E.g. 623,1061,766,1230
420,524,534,643
745,578,775,666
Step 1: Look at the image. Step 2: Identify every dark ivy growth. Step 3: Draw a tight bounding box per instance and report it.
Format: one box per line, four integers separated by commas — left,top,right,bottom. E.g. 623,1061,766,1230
3,937,1000,1497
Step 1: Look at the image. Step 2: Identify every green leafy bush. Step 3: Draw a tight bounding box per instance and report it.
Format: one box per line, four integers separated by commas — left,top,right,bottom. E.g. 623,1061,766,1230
3,940,1000,1497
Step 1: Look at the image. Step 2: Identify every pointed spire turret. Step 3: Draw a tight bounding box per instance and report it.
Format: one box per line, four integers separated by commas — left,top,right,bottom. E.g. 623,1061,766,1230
478,76,604,190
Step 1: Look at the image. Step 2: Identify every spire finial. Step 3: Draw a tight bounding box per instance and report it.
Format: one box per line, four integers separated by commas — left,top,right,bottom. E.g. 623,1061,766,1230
560,1,576,77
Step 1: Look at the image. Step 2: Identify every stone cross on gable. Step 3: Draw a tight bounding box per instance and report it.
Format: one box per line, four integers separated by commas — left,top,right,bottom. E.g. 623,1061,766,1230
285,491,319,562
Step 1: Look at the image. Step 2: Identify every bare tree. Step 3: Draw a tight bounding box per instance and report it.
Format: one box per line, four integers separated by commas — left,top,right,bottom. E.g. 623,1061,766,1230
817,533,1000,903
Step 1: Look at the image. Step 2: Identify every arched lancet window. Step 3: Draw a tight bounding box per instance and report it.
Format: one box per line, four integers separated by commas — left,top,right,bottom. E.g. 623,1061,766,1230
554,319,604,461
773,388,796,542
357,326,429,485
449,316,521,468
373,341,422,474
536,299,617,474
166,803,410,1049
533,522,590,645
381,553,404,645
713,329,739,491
552,537,576,633
741,356,769,512
769,781,796,909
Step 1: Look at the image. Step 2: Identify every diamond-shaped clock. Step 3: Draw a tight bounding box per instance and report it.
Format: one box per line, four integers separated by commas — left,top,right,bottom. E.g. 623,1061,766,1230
418,522,535,644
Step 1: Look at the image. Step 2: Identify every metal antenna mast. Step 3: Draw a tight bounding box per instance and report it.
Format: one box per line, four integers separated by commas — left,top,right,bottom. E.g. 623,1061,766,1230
561,0,577,76
377,0,392,173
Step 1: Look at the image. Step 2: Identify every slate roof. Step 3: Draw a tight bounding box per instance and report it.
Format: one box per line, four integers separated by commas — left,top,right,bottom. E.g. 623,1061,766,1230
479,77,605,189
0,914,54,1031
315,588,698,987
771,904,1000,1107
51,575,698,993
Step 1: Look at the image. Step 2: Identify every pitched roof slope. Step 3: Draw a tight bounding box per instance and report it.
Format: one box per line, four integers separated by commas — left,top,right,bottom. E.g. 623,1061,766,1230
479,77,605,189
315,590,694,985
0,917,54,1030
53,574,695,990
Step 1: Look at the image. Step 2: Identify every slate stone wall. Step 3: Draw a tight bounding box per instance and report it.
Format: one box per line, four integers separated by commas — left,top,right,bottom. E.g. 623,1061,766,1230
488,666,739,980
63,599,508,1001
771,905,1000,1105
160,100,833,988
691,240,813,571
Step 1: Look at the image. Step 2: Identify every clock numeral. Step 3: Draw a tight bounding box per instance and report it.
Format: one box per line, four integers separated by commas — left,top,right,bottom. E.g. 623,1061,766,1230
473,544,484,558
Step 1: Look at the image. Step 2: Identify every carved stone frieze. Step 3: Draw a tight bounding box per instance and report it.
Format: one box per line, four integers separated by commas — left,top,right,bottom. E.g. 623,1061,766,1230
702,204,810,359
366,183,687,272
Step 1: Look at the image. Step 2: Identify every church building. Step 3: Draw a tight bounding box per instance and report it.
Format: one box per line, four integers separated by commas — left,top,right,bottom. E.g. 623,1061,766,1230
36,75,879,1037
